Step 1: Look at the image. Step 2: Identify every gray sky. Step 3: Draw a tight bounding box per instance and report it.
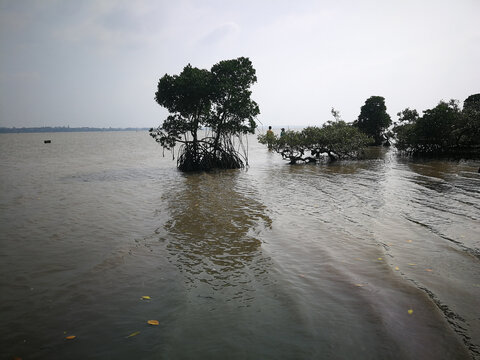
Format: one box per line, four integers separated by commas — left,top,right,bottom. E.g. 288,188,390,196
1,0,479,128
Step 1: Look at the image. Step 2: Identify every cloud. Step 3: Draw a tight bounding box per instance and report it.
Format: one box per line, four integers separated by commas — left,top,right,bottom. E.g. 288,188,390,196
1,0,479,128
199,22,240,46
43,1,167,52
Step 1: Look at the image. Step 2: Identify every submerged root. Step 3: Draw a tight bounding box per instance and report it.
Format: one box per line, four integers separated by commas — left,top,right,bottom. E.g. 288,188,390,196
177,139,246,172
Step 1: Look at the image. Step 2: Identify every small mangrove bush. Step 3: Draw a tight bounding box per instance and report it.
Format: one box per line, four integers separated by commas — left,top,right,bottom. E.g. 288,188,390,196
258,121,372,164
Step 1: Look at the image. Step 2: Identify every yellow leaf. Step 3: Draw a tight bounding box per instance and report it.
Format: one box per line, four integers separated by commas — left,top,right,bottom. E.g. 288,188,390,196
407,309,413,315
395,266,399,271
377,257,383,260
127,331,140,338
141,296,151,300
65,335,76,340
147,320,159,326
425,269,432,272
354,283,364,287
406,240,413,243
408,263,417,266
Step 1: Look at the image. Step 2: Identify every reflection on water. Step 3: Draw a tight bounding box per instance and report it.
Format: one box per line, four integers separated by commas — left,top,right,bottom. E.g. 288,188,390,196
160,170,272,291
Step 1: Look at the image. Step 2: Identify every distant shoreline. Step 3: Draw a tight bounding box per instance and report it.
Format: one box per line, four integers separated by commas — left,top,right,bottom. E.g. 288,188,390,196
0,127,150,134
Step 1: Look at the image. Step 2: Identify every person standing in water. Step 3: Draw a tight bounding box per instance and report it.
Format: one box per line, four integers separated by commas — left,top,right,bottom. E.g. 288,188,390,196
266,126,274,149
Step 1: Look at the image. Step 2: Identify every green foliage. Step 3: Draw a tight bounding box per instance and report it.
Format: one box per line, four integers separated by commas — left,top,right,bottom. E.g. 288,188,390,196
393,94,480,157
354,96,392,145
396,108,419,124
318,122,373,156
150,57,259,171
208,57,259,135
258,122,371,164
461,94,480,144
464,93,480,112
155,65,211,120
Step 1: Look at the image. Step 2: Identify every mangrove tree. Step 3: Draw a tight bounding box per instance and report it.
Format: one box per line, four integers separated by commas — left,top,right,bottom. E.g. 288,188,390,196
353,96,392,145
393,94,480,157
150,57,259,171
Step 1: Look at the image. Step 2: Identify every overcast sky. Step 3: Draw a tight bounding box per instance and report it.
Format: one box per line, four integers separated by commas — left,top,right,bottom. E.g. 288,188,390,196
1,0,479,129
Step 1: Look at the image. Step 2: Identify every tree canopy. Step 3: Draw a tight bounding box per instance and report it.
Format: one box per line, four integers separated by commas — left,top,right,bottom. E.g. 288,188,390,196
258,121,371,164
150,57,259,171
464,93,480,112
393,94,480,157
354,96,392,145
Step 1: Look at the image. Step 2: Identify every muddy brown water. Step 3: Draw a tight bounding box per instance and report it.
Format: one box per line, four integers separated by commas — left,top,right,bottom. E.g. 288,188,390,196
1,132,479,359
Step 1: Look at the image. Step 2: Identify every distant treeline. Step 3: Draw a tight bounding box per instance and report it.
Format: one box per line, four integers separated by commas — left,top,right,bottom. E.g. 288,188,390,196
0,127,150,134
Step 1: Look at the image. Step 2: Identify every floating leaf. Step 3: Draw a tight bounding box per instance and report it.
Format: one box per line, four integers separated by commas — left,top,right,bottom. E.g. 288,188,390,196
354,283,364,287
395,266,400,271
65,335,76,340
408,263,417,266
127,331,141,338
377,257,383,260
147,320,159,326
141,296,151,300
425,269,432,272
407,309,413,315
406,240,413,243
